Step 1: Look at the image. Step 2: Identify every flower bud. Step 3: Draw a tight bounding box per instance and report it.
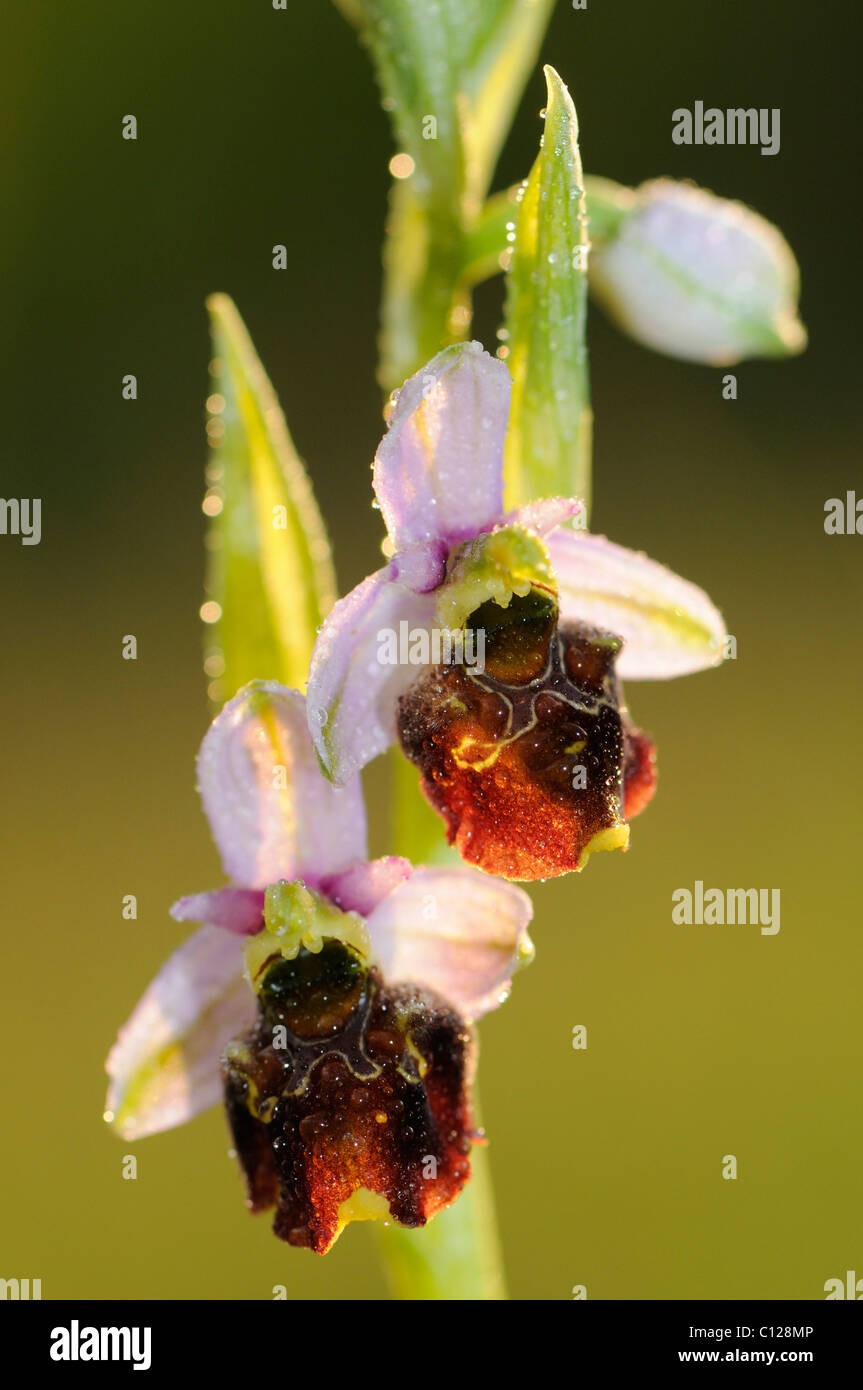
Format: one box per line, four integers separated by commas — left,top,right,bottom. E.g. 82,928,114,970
589,177,806,364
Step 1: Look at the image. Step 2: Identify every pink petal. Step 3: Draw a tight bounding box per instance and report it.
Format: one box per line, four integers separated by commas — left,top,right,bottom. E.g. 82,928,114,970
321,856,414,916
198,682,368,888
365,866,534,1021
374,342,509,552
170,888,265,936
505,496,586,537
105,926,254,1140
306,568,437,784
548,528,727,678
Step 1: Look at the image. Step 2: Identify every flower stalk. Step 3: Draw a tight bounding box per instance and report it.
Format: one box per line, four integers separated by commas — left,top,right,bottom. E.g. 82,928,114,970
376,1098,507,1300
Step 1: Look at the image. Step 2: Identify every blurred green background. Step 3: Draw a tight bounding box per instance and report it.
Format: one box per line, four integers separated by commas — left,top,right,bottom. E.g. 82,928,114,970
1,0,860,1300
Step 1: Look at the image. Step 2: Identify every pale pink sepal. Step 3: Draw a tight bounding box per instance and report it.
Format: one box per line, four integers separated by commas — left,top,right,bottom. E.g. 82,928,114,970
105,926,254,1140
365,866,534,1021
548,528,727,678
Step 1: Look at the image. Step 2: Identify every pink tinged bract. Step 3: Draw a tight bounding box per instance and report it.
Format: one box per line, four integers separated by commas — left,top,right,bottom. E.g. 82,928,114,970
105,926,254,1140
365,866,534,1021
547,528,727,678
198,681,368,886
306,567,437,784
373,342,510,552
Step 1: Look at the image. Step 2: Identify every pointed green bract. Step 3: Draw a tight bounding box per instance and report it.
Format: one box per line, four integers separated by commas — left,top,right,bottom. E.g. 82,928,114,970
503,67,593,517
204,294,336,704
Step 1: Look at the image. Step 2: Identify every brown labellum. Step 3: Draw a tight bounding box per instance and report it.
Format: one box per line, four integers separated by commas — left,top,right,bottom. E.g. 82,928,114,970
397,593,656,880
222,941,477,1254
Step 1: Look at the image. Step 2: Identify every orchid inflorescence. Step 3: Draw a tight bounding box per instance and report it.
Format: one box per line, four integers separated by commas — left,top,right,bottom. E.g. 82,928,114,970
105,3,804,1289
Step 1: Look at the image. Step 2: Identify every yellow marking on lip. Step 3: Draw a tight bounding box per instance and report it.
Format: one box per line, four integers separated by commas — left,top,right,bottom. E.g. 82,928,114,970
582,822,630,862
451,734,506,773
336,1188,392,1227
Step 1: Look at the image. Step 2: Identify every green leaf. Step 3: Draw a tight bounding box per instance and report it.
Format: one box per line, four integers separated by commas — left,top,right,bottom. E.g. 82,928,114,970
203,294,336,704
502,66,593,516
335,0,554,206
335,1,467,391
335,0,465,199
457,0,556,204
334,0,555,390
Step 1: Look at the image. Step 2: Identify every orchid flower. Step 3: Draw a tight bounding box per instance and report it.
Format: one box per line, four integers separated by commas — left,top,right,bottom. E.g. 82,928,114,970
306,341,727,882
105,681,533,1255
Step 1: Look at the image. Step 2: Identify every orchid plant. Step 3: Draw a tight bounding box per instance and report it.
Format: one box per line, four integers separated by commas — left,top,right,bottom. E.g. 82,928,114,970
106,1,804,1300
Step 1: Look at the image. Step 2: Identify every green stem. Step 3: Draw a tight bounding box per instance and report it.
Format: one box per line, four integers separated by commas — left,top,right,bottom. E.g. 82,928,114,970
375,1095,507,1300
366,749,507,1299
379,178,469,395
388,745,454,866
